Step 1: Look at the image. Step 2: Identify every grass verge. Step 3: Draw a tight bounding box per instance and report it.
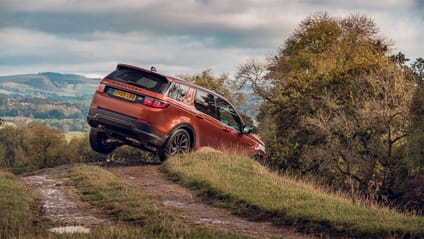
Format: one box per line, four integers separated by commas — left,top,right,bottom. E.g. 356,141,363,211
162,152,424,238
0,170,42,238
65,165,250,239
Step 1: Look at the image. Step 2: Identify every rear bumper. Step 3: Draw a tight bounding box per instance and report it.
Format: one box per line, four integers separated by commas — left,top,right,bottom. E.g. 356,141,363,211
87,107,166,147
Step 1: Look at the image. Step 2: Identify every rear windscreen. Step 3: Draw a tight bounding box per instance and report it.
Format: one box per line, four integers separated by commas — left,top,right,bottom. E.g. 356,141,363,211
106,66,170,94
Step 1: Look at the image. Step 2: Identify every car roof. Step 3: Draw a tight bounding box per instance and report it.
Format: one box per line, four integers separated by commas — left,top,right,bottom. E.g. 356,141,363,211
116,63,229,101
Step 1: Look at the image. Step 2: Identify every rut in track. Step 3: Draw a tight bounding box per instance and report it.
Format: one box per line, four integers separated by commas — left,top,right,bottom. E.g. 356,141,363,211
108,164,315,239
21,165,112,230
20,163,315,238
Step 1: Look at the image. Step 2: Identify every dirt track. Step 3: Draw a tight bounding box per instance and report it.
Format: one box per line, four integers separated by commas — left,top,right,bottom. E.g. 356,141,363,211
107,164,313,239
21,165,111,227
21,163,314,238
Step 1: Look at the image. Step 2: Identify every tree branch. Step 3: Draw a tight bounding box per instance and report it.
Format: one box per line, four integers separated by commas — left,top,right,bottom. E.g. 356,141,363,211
390,133,408,145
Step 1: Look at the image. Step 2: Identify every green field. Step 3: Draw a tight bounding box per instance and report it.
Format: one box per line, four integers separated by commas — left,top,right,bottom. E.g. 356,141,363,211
162,152,424,238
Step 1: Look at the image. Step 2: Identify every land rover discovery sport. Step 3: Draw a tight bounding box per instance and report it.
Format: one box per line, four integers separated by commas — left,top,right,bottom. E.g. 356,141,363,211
87,64,265,161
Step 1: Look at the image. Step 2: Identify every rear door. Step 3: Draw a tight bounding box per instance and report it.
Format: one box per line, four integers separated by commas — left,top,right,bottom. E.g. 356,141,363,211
192,89,222,148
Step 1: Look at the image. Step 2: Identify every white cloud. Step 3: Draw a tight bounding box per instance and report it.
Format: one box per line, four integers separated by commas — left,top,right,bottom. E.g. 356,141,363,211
0,27,267,77
0,0,422,77
1,0,157,12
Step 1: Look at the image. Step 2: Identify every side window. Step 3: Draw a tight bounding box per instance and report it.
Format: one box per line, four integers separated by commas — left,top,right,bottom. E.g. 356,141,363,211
194,90,217,119
167,83,190,102
216,98,241,131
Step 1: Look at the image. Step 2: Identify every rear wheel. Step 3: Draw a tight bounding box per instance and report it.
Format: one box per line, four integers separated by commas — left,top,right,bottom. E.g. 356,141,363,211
159,129,191,161
89,128,116,154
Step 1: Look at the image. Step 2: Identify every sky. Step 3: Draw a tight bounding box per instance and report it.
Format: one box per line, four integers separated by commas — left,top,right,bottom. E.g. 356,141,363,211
0,0,423,78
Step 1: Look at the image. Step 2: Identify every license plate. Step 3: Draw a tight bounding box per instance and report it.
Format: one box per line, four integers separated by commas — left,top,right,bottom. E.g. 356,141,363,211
114,90,136,101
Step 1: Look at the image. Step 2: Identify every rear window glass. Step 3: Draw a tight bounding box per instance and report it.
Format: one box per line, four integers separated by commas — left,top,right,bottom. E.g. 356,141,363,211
167,83,190,102
106,66,170,94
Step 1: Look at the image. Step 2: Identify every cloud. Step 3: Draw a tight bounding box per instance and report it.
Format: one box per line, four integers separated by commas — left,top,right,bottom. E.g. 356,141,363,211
0,0,422,76
1,1,301,49
0,27,268,77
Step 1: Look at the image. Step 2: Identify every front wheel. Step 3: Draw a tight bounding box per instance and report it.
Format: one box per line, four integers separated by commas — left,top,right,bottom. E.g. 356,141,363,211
251,151,266,165
158,129,191,161
89,128,116,154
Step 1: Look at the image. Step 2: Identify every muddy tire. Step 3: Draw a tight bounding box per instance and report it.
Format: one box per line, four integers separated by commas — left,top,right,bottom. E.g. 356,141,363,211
89,128,116,154
159,128,191,161
251,151,266,165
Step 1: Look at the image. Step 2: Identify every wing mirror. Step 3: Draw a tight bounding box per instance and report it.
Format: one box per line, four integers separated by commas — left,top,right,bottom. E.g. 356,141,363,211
242,125,252,134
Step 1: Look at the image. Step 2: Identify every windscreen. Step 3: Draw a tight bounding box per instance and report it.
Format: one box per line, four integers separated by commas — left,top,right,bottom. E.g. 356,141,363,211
106,66,170,94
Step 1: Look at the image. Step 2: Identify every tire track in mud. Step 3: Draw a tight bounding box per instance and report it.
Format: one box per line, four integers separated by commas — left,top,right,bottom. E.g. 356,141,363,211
20,165,111,229
107,164,315,239
20,163,315,238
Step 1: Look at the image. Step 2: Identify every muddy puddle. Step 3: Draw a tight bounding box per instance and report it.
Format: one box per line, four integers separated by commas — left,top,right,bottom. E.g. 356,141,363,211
21,165,111,233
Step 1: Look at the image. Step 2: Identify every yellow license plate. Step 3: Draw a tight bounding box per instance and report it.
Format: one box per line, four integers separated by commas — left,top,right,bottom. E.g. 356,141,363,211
114,90,136,101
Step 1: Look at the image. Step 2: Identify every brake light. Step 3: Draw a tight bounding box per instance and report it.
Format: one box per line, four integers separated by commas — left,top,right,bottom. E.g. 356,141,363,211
143,96,169,108
96,83,106,92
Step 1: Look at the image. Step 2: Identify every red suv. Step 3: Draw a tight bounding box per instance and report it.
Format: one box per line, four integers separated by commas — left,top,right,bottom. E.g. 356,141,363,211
87,64,265,161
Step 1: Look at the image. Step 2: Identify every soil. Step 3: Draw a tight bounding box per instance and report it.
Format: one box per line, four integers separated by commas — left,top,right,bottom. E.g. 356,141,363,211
20,163,315,238
20,165,111,227
107,164,315,239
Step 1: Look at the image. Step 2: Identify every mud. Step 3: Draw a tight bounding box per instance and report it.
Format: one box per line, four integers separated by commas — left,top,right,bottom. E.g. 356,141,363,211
20,163,315,238
21,165,111,228
107,165,315,239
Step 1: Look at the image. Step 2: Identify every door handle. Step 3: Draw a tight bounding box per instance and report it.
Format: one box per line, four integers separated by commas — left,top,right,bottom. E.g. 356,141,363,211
196,114,204,120
222,128,230,133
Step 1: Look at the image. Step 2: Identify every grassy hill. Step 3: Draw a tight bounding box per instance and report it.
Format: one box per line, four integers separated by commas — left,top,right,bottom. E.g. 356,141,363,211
162,152,424,238
2,152,423,238
0,72,99,100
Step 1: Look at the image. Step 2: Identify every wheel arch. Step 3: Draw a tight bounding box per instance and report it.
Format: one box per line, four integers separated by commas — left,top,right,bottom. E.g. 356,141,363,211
164,123,196,150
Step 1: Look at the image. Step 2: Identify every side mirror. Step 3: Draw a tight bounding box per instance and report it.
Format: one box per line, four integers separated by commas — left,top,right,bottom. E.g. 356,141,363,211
242,125,252,134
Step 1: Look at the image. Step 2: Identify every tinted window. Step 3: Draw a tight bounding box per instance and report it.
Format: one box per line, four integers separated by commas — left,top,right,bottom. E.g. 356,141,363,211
106,66,170,94
217,98,241,130
167,83,190,102
194,90,218,119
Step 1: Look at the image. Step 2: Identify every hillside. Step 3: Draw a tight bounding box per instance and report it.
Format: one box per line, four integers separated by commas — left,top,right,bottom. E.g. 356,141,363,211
163,153,424,238
0,72,101,131
0,72,99,100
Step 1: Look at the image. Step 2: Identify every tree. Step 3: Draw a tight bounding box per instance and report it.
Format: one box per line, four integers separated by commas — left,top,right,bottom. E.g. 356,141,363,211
179,69,253,125
21,122,70,168
405,58,424,176
411,57,424,83
179,69,233,103
237,13,416,203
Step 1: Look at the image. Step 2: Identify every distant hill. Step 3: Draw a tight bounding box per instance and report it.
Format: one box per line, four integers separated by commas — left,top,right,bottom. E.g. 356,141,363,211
0,72,100,100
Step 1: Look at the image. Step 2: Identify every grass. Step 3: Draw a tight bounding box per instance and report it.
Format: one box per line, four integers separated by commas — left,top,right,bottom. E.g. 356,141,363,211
64,131,86,142
0,170,43,238
65,165,250,239
162,152,424,238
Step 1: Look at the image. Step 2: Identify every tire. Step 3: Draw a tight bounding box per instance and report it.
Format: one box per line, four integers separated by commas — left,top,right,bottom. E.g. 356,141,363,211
158,128,191,161
251,151,266,165
89,128,116,154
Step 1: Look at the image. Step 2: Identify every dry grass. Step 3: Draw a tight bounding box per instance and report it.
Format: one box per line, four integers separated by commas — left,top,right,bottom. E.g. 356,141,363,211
0,170,43,238
163,152,424,238
65,165,250,239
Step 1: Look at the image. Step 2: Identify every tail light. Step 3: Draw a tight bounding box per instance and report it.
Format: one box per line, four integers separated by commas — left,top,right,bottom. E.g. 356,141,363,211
143,96,169,108
96,83,106,92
